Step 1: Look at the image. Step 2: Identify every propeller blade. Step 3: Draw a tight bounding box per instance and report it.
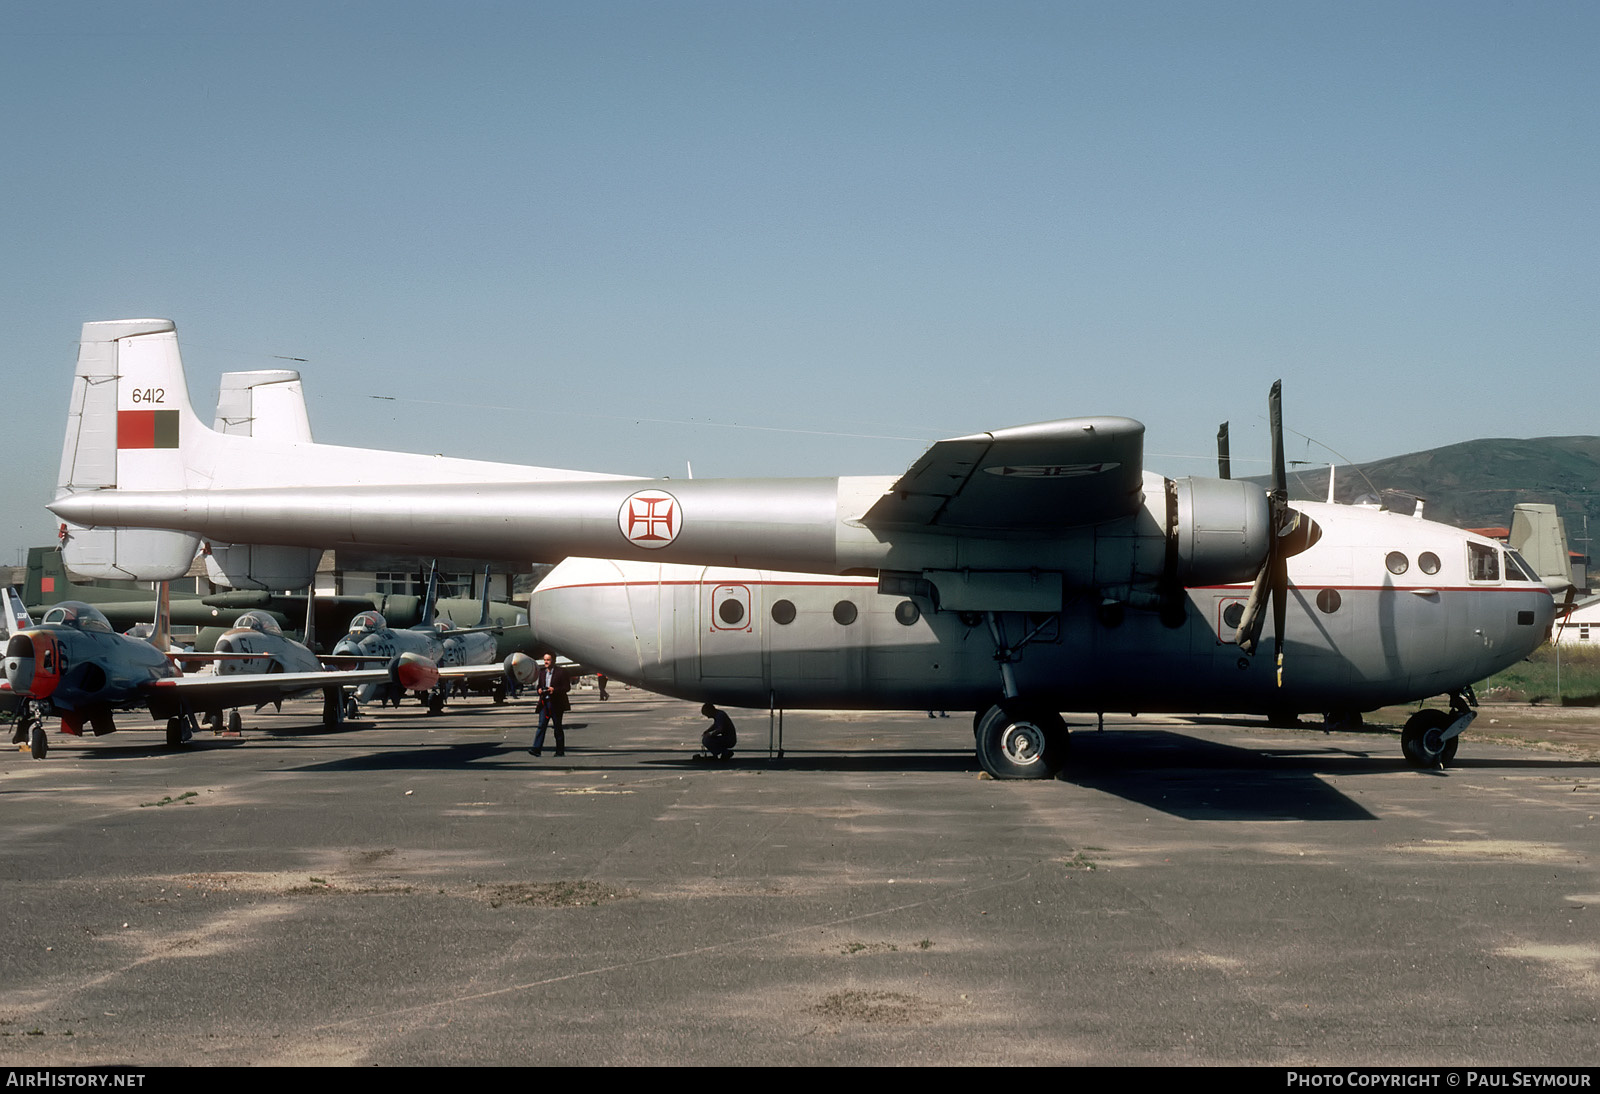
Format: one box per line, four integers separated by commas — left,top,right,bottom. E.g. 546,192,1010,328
1235,380,1293,686
1268,379,1288,686
1216,422,1231,480
1234,561,1270,653
1270,549,1288,687
1269,379,1285,499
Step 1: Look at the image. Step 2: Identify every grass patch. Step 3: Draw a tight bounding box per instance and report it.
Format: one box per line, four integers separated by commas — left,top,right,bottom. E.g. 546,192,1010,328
1479,645,1600,706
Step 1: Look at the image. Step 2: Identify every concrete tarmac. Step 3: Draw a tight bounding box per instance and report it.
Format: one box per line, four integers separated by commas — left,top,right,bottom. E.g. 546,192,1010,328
1,687,1596,1066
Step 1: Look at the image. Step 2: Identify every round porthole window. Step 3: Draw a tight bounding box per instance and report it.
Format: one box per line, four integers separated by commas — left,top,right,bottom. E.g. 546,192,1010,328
1316,588,1342,614
770,599,796,625
1419,552,1440,575
894,600,920,626
1386,551,1409,575
718,598,745,626
1222,602,1245,629
832,600,858,625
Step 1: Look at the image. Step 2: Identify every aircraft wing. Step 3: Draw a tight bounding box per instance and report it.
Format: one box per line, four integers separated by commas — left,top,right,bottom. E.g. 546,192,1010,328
148,668,391,707
437,665,514,682
860,416,1146,533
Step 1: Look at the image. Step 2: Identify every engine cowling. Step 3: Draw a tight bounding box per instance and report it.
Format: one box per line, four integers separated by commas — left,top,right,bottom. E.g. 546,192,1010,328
1170,476,1273,587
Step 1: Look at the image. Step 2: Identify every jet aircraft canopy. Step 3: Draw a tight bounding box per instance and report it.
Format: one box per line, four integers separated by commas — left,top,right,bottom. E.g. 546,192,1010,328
233,611,282,635
348,611,386,634
41,602,114,633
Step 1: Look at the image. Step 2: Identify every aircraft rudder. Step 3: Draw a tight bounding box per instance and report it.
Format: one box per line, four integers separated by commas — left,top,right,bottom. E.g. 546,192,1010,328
55,319,205,580
1510,503,1575,594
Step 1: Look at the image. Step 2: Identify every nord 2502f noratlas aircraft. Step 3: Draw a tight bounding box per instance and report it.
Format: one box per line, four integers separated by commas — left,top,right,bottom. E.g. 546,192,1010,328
47,320,1558,778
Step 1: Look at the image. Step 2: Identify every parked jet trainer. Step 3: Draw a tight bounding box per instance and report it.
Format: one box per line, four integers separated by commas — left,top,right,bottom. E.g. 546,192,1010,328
48,319,1556,777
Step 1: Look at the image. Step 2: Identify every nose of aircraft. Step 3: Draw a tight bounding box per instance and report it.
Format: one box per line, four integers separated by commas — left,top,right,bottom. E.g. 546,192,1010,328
3,653,30,694
3,632,55,698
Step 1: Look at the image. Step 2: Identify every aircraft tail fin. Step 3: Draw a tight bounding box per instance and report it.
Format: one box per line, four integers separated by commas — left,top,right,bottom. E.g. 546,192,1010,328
1509,503,1575,595
475,565,492,627
150,582,174,653
203,368,325,590
421,563,440,627
213,370,314,442
303,584,317,653
55,320,204,581
2,585,35,636
25,546,75,607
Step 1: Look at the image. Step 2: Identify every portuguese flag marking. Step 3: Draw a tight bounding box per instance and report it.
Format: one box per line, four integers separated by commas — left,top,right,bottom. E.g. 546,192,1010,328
118,409,181,449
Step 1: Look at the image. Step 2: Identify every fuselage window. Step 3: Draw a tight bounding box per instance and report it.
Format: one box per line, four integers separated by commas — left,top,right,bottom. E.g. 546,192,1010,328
832,600,858,626
718,598,745,626
894,600,920,626
1316,588,1341,614
1418,551,1441,576
770,599,796,625
1221,602,1244,629
1468,542,1500,582
1386,551,1409,576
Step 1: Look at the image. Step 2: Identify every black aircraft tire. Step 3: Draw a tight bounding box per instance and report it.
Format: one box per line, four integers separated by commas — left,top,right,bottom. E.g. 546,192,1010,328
975,703,1066,780
1401,709,1460,768
29,723,47,760
165,717,185,749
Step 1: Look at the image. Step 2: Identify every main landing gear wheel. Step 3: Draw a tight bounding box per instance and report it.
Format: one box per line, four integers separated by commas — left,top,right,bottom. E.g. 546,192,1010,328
1401,709,1459,769
165,717,187,749
29,722,48,760
974,702,1067,780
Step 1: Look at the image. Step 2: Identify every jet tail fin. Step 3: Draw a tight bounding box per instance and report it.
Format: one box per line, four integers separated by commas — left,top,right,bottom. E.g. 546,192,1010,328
55,320,203,581
1509,503,1575,595
476,565,492,627
2,586,34,636
421,563,440,627
150,582,174,653
25,547,74,607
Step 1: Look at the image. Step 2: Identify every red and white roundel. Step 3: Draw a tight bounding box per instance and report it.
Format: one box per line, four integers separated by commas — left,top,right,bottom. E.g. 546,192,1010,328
618,489,681,549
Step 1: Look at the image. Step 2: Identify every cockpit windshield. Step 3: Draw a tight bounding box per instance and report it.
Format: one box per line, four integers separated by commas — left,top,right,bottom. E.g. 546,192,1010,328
41,601,114,633
235,612,283,635
348,611,386,634
1504,550,1540,584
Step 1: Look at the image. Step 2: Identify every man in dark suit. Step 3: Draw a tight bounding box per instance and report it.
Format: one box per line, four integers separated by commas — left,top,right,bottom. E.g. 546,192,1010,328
528,653,571,757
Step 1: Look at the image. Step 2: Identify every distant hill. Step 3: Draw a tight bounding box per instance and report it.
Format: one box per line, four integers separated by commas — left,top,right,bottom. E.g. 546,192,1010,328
1253,436,1600,557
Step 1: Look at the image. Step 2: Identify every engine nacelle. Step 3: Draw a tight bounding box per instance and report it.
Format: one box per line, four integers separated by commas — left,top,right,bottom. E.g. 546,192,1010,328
1170,476,1272,587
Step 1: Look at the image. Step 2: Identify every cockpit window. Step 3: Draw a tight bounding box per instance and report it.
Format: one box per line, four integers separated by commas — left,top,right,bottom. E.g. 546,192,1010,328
1504,550,1539,583
1467,542,1500,583
349,611,386,634
42,601,114,632
235,612,282,635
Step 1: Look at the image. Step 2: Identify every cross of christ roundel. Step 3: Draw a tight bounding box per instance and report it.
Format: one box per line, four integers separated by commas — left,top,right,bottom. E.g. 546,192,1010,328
618,489,682,549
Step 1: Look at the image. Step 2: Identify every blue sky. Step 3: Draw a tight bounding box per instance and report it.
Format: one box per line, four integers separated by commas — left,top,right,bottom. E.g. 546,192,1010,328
4,1,1597,566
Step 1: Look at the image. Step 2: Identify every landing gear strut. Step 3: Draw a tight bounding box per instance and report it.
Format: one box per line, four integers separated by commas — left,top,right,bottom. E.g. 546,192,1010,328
972,612,1068,779
16,703,48,759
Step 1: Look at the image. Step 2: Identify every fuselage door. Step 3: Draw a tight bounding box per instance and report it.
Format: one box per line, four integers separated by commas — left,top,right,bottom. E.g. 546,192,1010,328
699,575,763,683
